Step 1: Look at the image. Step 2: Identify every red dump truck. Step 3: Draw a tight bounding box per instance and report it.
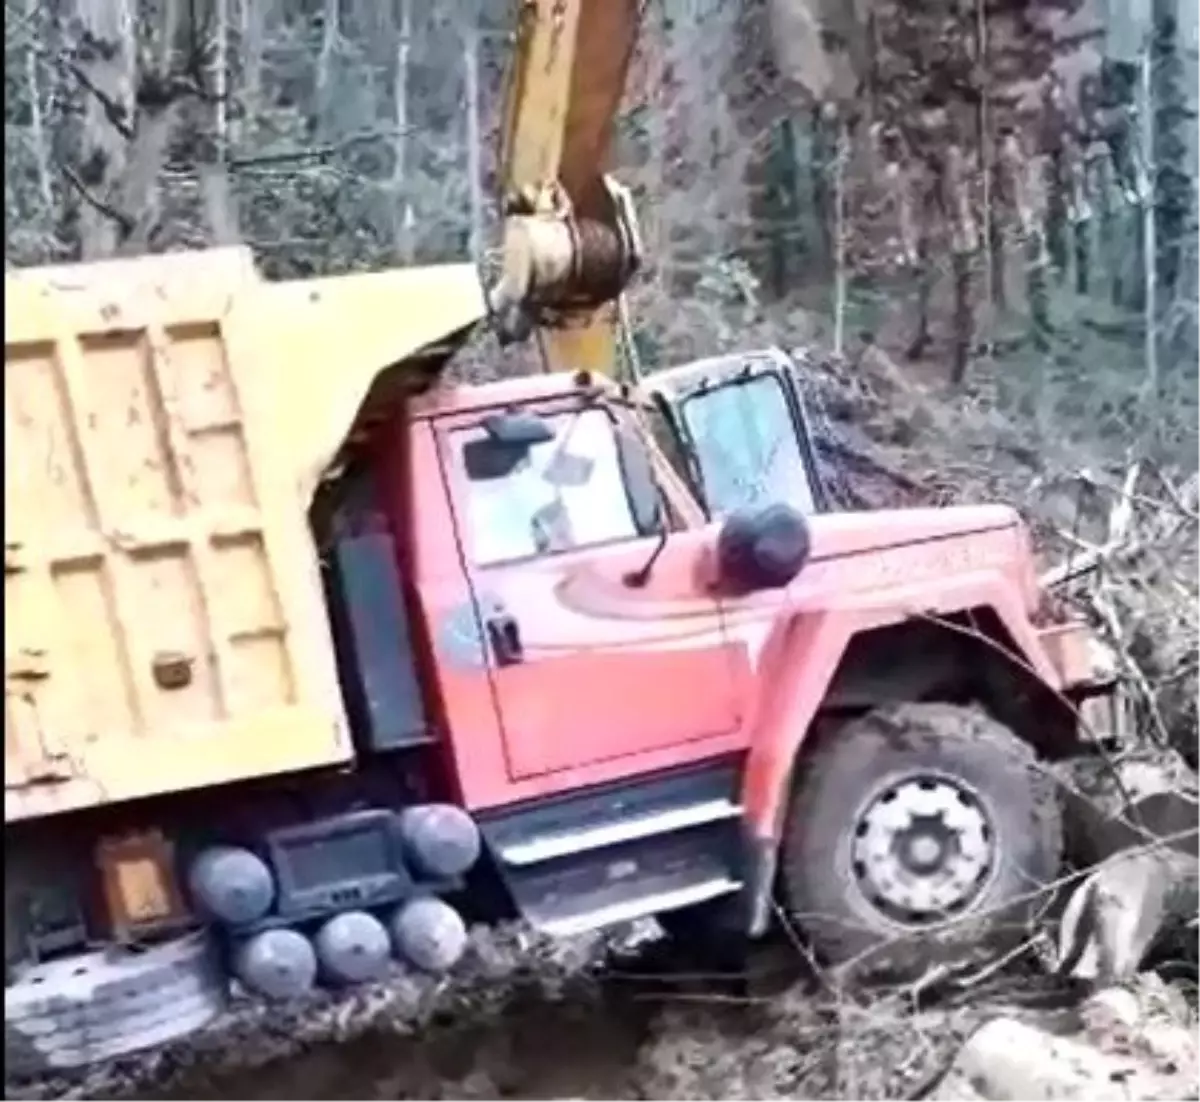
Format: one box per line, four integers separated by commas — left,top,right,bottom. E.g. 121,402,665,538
3,0,1129,1075
4,245,1120,1073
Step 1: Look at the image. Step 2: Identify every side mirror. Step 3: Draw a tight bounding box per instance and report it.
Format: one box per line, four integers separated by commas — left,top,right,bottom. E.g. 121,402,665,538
716,502,811,592
482,410,555,447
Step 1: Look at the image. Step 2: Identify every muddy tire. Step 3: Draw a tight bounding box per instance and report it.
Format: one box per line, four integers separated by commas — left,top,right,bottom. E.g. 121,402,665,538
779,702,1062,980
5,933,228,1075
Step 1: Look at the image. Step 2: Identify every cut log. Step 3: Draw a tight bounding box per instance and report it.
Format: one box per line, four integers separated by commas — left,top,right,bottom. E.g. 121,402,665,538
932,977,1198,1101
1053,754,1198,982
1057,848,1198,982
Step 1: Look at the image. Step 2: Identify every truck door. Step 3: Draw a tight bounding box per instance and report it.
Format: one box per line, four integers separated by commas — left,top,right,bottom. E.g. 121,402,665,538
436,400,744,784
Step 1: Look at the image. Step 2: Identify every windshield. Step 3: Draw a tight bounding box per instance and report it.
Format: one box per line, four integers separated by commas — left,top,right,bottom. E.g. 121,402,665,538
680,372,817,518
453,408,644,566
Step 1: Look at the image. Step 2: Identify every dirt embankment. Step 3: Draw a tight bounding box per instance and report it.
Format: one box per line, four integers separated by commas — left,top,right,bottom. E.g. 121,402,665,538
25,923,1197,1100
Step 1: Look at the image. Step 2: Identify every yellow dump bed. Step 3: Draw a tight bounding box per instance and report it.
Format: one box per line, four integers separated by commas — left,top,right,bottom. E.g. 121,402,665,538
4,247,486,822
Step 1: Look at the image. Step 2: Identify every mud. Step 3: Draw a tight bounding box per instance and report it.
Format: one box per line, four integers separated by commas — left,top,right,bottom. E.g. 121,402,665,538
5,927,638,1101
156,957,1190,1102
11,922,1096,1102
152,982,652,1100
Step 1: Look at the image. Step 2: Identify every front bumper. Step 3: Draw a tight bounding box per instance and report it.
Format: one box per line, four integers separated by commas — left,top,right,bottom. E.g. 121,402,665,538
1037,620,1127,742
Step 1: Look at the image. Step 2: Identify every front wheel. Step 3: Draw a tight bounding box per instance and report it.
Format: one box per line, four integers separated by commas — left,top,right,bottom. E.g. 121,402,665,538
778,702,1062,980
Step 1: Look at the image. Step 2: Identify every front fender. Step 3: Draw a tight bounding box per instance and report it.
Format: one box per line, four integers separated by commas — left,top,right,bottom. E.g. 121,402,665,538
740,570,1064,845
737,570,1066,936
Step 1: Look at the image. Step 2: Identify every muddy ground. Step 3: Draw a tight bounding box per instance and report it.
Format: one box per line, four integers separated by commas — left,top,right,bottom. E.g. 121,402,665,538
19,925,1090,1102
55,892,1199,1102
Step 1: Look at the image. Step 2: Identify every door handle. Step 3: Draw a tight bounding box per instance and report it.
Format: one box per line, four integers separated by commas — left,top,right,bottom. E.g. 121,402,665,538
485,611,524,667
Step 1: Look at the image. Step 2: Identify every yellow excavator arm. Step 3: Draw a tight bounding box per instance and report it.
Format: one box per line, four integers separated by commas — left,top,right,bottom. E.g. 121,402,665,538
490,0,645,378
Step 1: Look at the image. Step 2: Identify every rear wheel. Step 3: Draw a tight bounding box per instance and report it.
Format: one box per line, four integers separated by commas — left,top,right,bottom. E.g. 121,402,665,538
779,702,1062,980
5,933,228,1075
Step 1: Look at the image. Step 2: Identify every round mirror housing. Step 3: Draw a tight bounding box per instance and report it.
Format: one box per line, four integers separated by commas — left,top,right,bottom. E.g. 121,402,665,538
716,502,811,592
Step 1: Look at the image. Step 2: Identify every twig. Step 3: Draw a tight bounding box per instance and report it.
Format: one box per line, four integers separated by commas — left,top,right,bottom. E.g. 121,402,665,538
816,824,1199,985
1041,463,1200,590
1040,463,1146,587
1107,461,1142,544
1090,589,1172,747
228,127,414,169
949,932,1046,990
59,163,134,234
48,53,135,140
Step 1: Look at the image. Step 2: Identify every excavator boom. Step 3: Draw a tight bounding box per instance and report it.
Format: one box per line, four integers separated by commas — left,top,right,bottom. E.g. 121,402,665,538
491,0,645,377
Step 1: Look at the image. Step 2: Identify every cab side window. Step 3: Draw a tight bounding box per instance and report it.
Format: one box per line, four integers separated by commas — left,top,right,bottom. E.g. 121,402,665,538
453,408,644,566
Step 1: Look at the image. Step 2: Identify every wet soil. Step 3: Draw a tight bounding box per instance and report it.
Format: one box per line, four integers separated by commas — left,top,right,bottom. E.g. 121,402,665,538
17,928,1069,1102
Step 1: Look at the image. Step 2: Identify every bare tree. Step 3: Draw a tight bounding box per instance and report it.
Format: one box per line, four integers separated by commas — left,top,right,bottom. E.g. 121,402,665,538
23,0,53,210
392,0,414,260
462,17,484,265
72,0,138,257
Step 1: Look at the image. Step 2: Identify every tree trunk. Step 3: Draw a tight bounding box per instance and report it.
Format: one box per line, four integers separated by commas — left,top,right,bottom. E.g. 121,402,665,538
463,19,485,267
74,0,137,258
214,0,228,157
1138,40,1159,403
239,0,265,132
317,0,340,133
392,0,413,261
832,120,849,357
24,0,52,211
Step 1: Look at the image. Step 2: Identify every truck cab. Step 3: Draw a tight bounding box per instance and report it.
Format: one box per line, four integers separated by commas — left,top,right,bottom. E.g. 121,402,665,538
322,347,1104,944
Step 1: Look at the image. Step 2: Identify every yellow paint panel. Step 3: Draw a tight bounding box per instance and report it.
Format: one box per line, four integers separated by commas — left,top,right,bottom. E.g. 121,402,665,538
3,253,318,819
5,249,487,823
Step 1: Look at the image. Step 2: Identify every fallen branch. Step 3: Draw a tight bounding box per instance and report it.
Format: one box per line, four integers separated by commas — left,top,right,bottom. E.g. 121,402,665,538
1043,467,1199,588
59,163,134,235
1040,463,1141,587
228,127,415,170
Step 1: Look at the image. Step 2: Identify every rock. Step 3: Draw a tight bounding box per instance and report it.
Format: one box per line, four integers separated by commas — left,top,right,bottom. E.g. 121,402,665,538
932,976,1199,1101
1057,849,1199,983
1053,751,1198,983
1056,753,1198,867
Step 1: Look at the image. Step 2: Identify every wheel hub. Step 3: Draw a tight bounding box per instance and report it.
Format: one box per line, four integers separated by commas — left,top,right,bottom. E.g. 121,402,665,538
851,775,994,923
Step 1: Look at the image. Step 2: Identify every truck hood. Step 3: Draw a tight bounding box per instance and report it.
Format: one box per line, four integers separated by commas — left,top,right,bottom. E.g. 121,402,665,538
548,502,1035,629
787,503,1039,615
804,504,1022,561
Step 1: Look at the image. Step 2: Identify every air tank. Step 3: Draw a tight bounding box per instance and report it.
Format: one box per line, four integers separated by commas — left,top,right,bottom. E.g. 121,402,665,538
399,804,482,879
188,846,275,925
313,911,391,985
389,897,469,973
233,928,317,999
